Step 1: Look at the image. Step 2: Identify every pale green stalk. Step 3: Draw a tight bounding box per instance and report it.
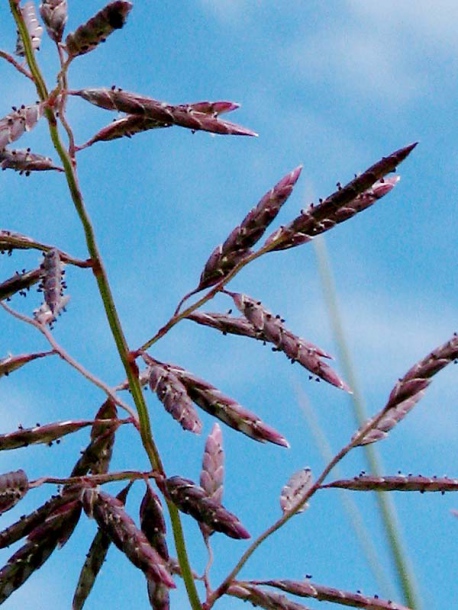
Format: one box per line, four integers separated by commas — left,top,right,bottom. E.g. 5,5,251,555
294,384,396,598
9,5,201,608
313,235,422,610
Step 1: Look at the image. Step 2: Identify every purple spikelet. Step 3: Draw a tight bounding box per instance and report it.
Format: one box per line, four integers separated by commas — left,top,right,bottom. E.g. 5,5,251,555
147,361,202,434
65,1,132,58
265,143,417,251
140,483,170,610
39,0,68,43
161,475,250,540
354,333,458,445
0,103,44,150
229,291,350,391
82,488,175,588
70,88,257,137
200,423,224,537
0,470,28,515
16,2,43,56
198,167,302,290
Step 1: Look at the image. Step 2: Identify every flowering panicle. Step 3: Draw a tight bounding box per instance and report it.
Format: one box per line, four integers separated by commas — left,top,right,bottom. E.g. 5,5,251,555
70,88,257,136
160,475,250,540
72,483,132,610
229,291,349,390
0,103,45,150
81,487,175,588
198,167,302,290
39,0,67,43
15,1,43,57
280,468,313,514
354,333,458,445
0,469,28,515
200,423,224,537
264,143,417,251
0,498,81,604
147,361,202,434
65,1,132,58
0,350,53,378
322,474,458,493
0,148,62,174
254,578,412,610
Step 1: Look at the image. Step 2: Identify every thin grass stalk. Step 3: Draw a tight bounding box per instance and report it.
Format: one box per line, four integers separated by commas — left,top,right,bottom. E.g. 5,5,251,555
294,385,396,600
11,8,201,609
313,236,421,610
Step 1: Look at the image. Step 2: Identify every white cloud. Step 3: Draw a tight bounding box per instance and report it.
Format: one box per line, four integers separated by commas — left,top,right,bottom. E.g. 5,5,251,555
282,1,458,107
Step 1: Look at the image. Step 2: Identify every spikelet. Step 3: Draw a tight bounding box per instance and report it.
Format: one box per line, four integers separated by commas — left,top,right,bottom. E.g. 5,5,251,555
82,488,175,588
322,473,458,494
146,580,170,610
0,230,35,253
15,2,43,57
229,291,349,391
161,475,250,539
0,350,53,378
33,295,69,325
70,88,257,136
354,333,458,446
186,311,261,339
0,268,42,301
265,143,417,251
72,483,132,610
143,353,287,445
170,363,289,447
200,423,224,537
0,470,28,515
70,399,119,477
140,483,169,561
36,248,68,325
228,583,307,610
78,114,171,149
39,0,68,43
140,483,170,610
148,361,202,434
0,498,81,604
198,167,302,290
254,578,412,610
280,468,313,514
0,102,45,150
0,417,119,451
0,491,78,550
65,1,132,58
0,148,62,174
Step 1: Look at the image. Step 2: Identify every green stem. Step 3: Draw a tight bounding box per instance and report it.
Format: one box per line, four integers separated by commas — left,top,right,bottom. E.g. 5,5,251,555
10,5,201,608
313,236,422,610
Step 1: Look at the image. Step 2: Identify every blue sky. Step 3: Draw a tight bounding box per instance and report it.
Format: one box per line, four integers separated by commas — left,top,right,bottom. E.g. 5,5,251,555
1,2,458,609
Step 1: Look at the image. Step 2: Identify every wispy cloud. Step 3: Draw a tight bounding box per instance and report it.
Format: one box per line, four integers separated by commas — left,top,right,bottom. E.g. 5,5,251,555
281,1,458,107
